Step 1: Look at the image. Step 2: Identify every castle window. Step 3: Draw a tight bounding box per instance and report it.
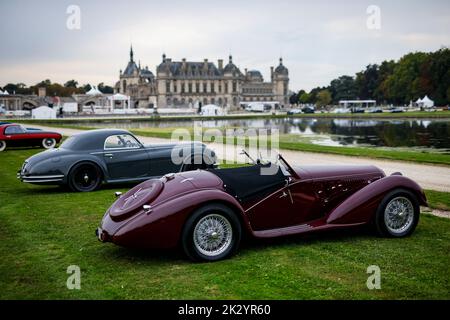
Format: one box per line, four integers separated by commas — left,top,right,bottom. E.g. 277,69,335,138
188,83,192,93
122,80,127,92
181,83,185,93
196,82,200,93
225,82,228,94
232,81,237,93
219,82,222,93
173,80,177,93
203,82,207,93
166,81,170,93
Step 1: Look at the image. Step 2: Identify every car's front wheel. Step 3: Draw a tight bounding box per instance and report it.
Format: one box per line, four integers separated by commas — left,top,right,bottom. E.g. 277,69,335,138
68,162,102,192
181,203,242,262
0,140,6,152
375,188,420,237
42,138,57,149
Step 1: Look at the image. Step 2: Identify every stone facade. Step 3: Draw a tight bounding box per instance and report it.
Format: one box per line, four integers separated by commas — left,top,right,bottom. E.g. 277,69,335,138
115,47,289,110
115,46,157,108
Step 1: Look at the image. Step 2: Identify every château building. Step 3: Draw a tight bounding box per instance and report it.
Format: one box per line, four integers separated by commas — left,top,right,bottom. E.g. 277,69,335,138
115,46,289,110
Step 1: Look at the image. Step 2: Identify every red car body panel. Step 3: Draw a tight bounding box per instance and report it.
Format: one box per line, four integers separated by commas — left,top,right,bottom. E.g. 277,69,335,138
98,163,427,249
0,123,62,148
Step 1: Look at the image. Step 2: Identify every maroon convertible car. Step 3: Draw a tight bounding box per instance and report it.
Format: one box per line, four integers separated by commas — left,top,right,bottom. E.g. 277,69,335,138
97,151,427,261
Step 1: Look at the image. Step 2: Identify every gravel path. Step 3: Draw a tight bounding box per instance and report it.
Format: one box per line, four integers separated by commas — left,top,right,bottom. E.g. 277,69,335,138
34,125,450,193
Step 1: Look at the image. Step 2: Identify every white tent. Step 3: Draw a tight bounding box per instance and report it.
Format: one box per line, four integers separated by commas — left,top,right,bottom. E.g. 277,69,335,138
86,85,103,95
415,98,423,104
1,90,9,95
201,104,224,116
421,95,434,108
32,106,57,119
108,93,131,112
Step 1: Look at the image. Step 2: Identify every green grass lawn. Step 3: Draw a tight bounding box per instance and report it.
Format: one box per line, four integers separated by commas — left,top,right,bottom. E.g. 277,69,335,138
0,149,449,299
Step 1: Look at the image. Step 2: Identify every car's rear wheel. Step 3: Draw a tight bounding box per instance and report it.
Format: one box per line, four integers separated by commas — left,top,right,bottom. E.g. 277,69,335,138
181,203,241,262
42,138,56,149
0,140,6,152
375,188,420,237
68,162,102,192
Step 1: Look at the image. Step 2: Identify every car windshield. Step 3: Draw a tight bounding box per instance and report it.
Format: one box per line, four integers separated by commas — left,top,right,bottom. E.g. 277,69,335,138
240,149,295,178
59,136,77,149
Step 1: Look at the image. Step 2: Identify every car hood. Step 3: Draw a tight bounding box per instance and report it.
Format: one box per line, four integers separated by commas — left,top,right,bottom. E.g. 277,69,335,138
294,165,385,180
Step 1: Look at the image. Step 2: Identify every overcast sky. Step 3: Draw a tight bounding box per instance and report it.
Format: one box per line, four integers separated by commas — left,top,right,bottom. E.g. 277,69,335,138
0,0,449,91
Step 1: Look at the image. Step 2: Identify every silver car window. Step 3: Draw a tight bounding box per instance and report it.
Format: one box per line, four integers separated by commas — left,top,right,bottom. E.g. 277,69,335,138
104,134,141,150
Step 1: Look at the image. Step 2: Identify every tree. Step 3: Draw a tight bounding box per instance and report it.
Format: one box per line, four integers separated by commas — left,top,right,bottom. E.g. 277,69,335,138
355,64,379,100
97,83,114,94
64,80,79,88
289,92,298,105
316,89,332,107
82,84,92,92
329,75,358,103
298,92,310,104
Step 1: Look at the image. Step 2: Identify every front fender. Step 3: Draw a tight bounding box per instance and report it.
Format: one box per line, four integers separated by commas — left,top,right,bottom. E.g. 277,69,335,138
326,175,427,225
111,188,248,249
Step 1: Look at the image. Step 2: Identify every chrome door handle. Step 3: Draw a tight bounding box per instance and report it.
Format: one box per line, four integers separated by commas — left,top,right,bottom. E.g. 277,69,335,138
105,153,114,158
279,192,288,198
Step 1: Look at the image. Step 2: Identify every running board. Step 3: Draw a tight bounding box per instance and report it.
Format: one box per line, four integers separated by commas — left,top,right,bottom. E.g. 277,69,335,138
252,222,364,238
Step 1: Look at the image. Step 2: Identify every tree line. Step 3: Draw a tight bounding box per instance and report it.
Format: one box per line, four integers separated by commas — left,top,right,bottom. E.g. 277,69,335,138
0,80,114,97
290,47,450,107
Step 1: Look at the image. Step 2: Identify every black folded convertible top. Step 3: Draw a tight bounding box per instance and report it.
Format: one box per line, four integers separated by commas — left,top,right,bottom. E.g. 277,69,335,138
211,164,287,202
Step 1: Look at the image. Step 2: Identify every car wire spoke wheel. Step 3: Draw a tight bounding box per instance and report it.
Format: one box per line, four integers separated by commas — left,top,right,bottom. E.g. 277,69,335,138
193,214,233,257
0,140,5,152
42,138,56,149
384,196,414,235
70,164,101,192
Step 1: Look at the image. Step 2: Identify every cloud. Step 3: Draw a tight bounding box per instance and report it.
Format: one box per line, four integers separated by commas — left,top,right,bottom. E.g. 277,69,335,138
0,0,449,91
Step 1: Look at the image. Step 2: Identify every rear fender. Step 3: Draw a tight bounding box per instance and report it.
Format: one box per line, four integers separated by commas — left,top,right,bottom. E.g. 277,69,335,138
114,189,249,248
66,155,108,183
326,175,427,225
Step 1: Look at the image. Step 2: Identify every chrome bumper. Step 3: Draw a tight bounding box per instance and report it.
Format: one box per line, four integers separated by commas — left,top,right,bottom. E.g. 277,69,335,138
17,171,64,183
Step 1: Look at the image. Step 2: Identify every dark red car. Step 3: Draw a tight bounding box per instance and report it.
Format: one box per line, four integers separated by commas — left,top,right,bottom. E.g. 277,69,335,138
97,152,427,261
0,123,62,152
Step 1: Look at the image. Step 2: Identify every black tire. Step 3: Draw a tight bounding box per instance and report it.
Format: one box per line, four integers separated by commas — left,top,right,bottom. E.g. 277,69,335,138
181,203,242,262
0,140,5,152
68,162,102,192
42,138,57,149
374,188,420,238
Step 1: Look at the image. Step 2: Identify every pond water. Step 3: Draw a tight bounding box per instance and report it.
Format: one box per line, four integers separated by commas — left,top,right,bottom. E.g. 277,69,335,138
81,117,450,152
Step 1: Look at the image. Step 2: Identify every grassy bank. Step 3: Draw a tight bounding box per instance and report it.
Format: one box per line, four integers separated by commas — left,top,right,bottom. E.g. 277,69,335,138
425,190,450,211
0,148,449,299
6,110,450,125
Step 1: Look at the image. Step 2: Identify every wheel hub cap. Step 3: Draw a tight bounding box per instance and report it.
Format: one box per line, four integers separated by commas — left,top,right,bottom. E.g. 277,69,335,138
193,214,233,257
384,196,414,234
